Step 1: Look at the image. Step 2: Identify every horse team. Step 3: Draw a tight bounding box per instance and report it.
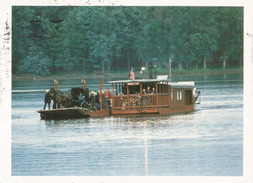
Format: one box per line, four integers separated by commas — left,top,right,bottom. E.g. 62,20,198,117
43,87,106,110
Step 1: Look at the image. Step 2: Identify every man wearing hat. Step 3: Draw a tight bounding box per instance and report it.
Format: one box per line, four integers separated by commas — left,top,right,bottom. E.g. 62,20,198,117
43,90,52,110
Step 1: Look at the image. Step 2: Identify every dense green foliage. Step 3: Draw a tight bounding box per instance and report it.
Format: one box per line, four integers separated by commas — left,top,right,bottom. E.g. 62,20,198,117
12,6,243,76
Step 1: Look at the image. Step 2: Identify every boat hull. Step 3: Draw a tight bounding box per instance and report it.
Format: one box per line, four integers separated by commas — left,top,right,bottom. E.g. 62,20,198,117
37,107,110,120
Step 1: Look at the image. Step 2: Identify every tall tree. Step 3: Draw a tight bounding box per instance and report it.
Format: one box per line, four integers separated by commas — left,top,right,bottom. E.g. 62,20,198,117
12,6,243,76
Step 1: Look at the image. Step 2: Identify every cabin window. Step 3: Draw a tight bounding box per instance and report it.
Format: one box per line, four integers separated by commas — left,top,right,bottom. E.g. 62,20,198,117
185,90,193,105
177,90,182,101
128,85,140,95
171,91,174,101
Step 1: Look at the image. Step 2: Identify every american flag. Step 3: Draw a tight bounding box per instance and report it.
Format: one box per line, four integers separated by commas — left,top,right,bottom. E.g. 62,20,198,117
129,66,135,81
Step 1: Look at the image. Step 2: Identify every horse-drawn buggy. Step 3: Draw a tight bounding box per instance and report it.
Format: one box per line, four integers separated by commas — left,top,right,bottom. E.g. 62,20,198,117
38,80,111,119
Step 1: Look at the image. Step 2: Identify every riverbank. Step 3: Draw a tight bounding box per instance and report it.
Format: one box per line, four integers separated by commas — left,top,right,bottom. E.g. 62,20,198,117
12,67,243,81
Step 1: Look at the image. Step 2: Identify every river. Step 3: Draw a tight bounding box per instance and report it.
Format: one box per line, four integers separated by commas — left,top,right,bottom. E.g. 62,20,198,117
11,73,243,176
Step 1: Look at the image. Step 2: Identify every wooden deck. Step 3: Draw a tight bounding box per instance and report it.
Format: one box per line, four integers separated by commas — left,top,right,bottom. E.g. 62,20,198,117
37,107,90,120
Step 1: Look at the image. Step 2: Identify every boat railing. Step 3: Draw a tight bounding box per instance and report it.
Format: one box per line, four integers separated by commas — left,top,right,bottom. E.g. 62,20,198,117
112,93,169,110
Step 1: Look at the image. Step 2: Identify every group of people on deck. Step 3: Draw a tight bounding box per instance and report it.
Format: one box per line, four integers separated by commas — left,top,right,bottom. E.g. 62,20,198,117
142,86,156,94
89,89,112,111
119,86,156,110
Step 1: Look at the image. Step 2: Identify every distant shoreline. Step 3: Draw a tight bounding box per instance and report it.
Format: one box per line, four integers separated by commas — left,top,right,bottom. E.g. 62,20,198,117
12,68,243,81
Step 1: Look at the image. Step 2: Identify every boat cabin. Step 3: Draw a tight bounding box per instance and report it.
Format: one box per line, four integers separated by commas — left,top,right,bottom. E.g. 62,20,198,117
109,77,197,115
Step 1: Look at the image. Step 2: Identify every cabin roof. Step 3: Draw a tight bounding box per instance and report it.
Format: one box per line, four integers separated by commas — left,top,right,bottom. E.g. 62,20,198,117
108,79,195,89
170,82,195,89
108,79,170,84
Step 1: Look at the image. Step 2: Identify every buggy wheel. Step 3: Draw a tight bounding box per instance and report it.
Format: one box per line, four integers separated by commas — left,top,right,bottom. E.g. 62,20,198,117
81,101,89,108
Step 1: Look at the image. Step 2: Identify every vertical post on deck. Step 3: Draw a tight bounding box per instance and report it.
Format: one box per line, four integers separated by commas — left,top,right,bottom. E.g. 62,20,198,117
112,84,114,110
168,82,171,107
54,80,58,91
100,81,102,111
82,79,86,88
155,82,158,106
127,83,129,108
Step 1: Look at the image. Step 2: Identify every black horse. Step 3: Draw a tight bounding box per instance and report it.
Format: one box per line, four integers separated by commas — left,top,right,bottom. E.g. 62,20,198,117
48,87,91,109
48,87,72,108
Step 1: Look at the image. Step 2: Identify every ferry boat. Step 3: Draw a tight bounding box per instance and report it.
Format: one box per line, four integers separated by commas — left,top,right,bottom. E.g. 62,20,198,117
37,76,200,119
109,75,200,115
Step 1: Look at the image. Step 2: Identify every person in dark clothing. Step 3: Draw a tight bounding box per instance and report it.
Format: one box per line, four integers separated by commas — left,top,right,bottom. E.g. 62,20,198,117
102,94,107,109
43,90,52,110
147,87,152,94
152,87,156,94
90,91,97,110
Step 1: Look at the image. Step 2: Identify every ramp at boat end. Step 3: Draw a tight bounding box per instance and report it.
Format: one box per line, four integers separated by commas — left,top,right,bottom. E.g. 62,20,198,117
37,107,90,120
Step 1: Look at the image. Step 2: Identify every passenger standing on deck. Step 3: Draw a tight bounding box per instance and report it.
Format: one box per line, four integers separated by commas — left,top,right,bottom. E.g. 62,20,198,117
147,87,152,94
90,91,96,110
105,89,112,109
95,91,101,110
102,93,107,109
105,89,111,99
142,88,146,94
43,90,52,110
152,87,156,94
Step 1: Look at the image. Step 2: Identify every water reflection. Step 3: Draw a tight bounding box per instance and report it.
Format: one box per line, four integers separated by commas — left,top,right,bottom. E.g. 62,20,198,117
44,118,90,127
144,121,149,175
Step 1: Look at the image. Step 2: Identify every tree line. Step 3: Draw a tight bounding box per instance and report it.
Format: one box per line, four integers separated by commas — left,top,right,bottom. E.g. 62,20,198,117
12,6,243,76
